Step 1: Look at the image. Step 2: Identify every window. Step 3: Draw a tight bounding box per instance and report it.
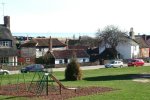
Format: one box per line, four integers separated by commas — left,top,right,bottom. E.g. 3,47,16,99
26,58,30,62
0,57,9,63
59,60,63,64
83,59,86,62
39,48,41,51
0,41,11,47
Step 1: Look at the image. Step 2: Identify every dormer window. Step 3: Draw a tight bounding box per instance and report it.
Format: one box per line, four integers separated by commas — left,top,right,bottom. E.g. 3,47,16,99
0,40,12,47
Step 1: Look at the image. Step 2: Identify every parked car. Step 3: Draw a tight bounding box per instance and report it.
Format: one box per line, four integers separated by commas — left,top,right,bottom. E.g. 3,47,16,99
0,69,10,75
127,59,144,67
20,64,44,73
105,60,124,68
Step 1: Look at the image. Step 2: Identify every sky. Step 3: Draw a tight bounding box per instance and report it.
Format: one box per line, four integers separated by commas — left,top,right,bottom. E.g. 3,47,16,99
0,0,150,38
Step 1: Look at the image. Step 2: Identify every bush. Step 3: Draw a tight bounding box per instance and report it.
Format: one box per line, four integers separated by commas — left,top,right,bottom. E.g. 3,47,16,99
35,57,45,64
65,58,82,81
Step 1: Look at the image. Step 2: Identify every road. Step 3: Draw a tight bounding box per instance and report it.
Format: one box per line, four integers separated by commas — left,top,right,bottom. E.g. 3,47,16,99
9,65,105,74
9,63,150,74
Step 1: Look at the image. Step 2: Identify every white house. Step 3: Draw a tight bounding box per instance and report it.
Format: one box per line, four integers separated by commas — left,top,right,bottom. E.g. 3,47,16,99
99,28,140,59
50,49,90,64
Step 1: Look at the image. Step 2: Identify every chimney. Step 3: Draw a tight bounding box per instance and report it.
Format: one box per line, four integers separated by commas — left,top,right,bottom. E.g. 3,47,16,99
66,38,68,50
129,27,135,39
49,36,52,52
4,16,10,29
142,34,147,40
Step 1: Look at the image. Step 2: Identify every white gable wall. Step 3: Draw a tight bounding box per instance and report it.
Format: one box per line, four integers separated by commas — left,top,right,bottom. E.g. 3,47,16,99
117,43,131,59
99,40,140,59
117,43,139,59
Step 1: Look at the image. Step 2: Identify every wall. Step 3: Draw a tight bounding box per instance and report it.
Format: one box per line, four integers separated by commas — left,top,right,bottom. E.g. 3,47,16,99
140,48,149,58
77,58,90,63
117,43,131,59
131,45,140,58
55,57,90,64
117,43,139,59
36,48,48,58
8,56,17,66
21,47,36,57
55,59,64,64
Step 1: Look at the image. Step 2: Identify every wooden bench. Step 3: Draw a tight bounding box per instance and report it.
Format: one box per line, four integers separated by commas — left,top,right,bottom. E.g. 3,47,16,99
50,74,78,94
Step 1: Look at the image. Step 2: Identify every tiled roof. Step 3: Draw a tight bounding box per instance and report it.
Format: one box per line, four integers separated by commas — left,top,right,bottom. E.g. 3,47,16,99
141,35,150,47
20,41,36,47
21,38,66,47
135,36,149,48
52,50,89,59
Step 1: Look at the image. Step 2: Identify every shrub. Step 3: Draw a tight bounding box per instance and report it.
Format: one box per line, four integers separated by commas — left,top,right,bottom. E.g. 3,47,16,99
65,58,82,81
35,57,45,64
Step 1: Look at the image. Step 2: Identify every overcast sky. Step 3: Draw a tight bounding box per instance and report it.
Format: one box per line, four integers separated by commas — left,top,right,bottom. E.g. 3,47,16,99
0,0,150,37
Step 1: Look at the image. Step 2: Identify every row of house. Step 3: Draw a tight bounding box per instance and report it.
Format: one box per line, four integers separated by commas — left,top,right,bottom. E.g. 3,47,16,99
19,37,89,65
0,16,150,66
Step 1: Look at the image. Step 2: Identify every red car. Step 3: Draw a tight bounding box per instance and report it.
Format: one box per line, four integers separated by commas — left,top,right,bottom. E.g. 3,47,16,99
128,59,145,67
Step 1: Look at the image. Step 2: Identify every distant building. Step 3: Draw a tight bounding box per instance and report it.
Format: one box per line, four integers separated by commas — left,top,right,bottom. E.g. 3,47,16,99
50,49,90,64
135,35,149,58
20,37,66,64
99,28,140,59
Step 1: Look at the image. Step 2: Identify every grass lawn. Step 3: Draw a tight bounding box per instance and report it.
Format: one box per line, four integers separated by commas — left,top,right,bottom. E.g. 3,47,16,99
0,66,150,100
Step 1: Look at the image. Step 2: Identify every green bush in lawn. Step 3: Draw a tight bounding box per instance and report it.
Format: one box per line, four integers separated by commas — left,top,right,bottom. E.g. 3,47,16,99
65,58,82,81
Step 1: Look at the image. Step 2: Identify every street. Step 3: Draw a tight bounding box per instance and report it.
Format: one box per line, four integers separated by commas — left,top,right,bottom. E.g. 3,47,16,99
9,63,150,74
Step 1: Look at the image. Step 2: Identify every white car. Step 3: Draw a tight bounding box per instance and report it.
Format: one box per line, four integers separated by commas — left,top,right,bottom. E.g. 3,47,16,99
0,69,10,75
105,60,124,68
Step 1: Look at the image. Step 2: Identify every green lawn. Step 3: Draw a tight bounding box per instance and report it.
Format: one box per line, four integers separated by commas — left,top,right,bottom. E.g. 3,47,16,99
0,66,150,100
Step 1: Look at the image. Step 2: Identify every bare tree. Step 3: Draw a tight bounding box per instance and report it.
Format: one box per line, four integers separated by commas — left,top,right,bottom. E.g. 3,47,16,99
96,25,128,56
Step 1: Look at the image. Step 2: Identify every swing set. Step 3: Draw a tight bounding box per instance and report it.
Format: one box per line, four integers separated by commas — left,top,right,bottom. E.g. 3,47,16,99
0,69,78,96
